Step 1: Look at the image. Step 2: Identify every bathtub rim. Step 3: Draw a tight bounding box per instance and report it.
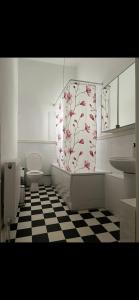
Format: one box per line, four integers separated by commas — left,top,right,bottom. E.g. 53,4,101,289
51,163,110,176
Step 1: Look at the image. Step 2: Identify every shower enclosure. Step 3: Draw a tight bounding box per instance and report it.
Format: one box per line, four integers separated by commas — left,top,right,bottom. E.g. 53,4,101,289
55,79,97,173
51,79,105,210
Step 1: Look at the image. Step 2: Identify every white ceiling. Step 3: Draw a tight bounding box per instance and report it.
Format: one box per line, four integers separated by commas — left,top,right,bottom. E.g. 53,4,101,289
26,57,135,67
24,57,135,83
26,57,83,66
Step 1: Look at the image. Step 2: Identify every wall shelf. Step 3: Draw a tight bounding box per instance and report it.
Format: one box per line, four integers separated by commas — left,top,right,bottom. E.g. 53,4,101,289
97,126,135,140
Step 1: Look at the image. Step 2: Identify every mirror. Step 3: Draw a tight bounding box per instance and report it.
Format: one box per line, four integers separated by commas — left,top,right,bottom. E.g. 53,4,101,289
101,63,135,132
119,63,135,127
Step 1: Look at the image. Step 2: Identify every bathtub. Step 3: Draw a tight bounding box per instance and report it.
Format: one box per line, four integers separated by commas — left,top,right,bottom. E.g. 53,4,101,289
51,163,107,211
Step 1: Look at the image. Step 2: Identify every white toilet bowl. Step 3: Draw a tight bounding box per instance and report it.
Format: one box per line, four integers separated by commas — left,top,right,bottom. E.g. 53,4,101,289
26,153,44,192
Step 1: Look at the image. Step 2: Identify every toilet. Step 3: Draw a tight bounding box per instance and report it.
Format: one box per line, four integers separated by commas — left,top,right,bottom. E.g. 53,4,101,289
26,153,44,192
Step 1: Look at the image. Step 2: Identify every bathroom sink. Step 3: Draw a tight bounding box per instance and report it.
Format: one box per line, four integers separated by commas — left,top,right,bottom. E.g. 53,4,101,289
109,156,136,174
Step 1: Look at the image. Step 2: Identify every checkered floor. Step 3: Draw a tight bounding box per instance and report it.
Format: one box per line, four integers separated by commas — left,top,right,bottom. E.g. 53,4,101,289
9,185,120,243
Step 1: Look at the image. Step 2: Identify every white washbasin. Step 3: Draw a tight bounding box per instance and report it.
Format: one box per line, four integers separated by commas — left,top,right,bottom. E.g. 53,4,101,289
109,156,136,174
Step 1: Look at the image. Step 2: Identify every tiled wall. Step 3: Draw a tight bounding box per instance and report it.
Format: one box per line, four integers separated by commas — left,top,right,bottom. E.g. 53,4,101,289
96,133,136,217
96,133,136,174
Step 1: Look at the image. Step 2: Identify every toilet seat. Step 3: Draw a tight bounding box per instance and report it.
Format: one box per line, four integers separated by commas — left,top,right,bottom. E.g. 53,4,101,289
27,170,44,176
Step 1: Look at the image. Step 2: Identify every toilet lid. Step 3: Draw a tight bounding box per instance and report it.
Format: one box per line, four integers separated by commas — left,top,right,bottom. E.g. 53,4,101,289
26,153,42,170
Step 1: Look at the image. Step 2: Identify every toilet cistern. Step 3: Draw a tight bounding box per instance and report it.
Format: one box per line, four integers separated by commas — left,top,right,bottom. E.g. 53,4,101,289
26,153,44,192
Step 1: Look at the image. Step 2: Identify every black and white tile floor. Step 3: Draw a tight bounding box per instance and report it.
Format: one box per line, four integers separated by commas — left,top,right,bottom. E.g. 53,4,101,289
10,185,120,243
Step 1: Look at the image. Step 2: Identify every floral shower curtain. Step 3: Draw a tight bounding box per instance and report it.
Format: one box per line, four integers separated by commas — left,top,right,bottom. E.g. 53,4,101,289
56,80,97,173
101,87,110,131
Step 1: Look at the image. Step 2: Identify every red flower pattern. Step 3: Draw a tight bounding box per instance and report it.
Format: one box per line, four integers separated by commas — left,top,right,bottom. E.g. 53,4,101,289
67,92,72,101
64,92,67,99
56,81,96,172
64,92,72,103
79,151,83,156
68,148,74,154
84,160,90,170
79,139,84,144
85,123,90,133
80,100,86,106
102,88,109,131
65,129,71,139
69,110,75,117
90,151,94,157
86,85,92,96
90,114,95,121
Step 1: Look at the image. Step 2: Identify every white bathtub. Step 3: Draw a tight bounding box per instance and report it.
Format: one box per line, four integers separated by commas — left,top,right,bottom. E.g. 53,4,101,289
51,164,107,211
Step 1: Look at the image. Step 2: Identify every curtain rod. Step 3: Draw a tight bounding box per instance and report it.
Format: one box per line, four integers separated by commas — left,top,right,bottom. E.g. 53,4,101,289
52,79,102,106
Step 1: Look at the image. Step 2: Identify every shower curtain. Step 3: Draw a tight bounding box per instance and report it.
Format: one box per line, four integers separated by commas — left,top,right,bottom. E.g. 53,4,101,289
56,80,97,173
101,87,110,131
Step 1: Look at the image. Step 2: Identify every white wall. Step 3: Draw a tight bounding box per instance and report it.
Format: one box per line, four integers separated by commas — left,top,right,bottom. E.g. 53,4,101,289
0,58,18,163
18,59,76,173
0,58,18,235
18,59,76,141
96,133,135,173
